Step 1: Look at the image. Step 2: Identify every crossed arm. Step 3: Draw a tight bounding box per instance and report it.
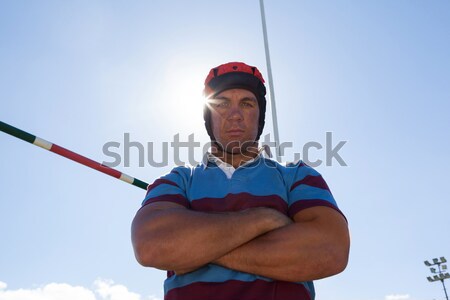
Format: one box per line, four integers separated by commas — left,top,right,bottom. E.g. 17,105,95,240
131,201,350,282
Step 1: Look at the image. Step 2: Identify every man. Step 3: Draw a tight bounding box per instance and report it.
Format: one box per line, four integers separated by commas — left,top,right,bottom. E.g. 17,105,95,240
131,62,350,300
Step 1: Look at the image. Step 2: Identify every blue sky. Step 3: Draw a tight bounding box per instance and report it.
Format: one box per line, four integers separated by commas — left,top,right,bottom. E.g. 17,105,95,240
1,1,449,300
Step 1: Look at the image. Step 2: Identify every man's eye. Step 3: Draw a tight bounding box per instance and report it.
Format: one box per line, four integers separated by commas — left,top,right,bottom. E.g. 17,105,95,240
214,101,229,108
241,102,254,107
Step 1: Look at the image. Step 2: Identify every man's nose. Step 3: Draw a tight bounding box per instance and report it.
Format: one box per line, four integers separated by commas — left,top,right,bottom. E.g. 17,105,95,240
226,106,243,121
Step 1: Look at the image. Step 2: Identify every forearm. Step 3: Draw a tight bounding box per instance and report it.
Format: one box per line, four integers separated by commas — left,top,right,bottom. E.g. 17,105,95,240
214,210,350,282
132,205,290,271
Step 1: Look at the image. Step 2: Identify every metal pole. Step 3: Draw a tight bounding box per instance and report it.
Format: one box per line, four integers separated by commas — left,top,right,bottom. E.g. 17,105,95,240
0,120,149,190
259,0,281,162
437,261,449,300
442,279,449,300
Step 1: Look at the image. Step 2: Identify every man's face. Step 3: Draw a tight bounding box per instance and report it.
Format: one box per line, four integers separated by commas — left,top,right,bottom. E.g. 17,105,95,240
209,88,259,154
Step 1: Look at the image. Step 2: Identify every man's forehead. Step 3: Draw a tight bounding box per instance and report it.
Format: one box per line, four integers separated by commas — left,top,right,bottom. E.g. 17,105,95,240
213,88,257,100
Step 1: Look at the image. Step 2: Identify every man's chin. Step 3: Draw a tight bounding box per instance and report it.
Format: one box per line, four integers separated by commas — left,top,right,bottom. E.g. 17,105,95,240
220,141,258,155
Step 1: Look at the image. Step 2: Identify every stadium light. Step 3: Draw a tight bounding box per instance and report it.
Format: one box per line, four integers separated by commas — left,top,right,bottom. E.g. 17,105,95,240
424,256,449,300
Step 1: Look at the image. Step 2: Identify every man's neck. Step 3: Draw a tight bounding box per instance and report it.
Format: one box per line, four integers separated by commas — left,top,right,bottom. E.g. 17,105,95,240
211,142,259,169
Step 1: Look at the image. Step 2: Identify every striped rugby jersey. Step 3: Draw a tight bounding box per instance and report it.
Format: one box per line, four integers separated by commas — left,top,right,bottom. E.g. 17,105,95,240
141,155,344,300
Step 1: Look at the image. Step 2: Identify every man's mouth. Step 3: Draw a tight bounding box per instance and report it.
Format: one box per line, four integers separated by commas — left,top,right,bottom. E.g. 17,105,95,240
226,129,245,136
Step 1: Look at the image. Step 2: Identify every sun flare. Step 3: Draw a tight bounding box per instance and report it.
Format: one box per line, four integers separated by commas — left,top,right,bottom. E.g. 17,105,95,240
162,62,209,131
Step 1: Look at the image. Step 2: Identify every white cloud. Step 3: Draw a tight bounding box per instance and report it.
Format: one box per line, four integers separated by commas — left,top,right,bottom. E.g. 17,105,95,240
0,282,95,300
385,294,410,300
0,279,161,300
93,279,141,300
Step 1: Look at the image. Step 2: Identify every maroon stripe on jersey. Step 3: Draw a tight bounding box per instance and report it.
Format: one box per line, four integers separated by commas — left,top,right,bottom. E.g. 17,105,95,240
290,175,330,192
191,193,288,214
142,194,189,208
165,279,311,300
146,179,179,196
289,199,346,221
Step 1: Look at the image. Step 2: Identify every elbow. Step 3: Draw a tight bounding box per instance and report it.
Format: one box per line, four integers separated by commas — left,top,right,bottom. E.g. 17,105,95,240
283,247,349,282
131,226,166,268
328,249,349,276
132,228,179,270
131,213,165,268
132,238,157,267
324,225,351,277
133,239,169,269
300,240,350,281
133,244,153,267
134,242,184,271
322,239,350,278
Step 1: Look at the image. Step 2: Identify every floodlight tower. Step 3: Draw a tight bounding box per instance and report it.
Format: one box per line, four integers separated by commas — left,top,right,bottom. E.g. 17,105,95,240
424,257,450,300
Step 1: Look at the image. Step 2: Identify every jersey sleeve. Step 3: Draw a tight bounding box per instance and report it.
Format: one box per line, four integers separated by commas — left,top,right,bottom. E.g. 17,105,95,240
141,167,191,208
287,161,345,220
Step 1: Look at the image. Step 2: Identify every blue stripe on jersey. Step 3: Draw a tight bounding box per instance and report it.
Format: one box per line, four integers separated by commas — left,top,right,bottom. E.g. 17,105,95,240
290,186,336,205
188,160,287,201
164,264,312,295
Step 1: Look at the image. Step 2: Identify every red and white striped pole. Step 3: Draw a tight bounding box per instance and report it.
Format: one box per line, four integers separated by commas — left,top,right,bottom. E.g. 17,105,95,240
0,120,149,190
